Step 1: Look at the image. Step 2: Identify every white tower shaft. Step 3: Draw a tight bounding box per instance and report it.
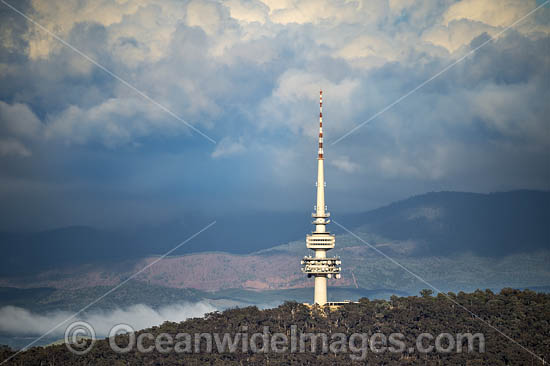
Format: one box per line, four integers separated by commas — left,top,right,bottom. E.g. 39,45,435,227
301,90,341,306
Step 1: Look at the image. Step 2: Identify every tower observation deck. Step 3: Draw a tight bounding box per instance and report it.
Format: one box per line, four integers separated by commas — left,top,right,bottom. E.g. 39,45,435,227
300,90,342,306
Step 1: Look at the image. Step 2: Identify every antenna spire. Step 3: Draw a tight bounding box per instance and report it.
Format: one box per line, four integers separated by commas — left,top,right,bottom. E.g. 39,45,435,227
318,90,323,160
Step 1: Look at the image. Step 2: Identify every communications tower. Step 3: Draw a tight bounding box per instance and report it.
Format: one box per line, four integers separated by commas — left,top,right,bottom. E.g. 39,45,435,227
301,90,342,306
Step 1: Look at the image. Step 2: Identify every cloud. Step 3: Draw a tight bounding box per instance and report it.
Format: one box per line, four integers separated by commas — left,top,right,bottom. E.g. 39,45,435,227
422,0,549,53
422,19,498,53
43,97,186,147
25,0,164,60
186,0,226,36
258,70,361,136
0,138,31,157
330,155,359,173
467,82,550,146
225,0,269,24
211,136,246,158
266,0,388,25
0,101,42,157
0,302,217,337
335,33,402,68
0,101,42,139
376,144,452,180
0,0,548,228
443,0,537,28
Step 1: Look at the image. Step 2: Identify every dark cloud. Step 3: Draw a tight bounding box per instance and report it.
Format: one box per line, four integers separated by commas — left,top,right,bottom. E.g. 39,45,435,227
0,0,548,230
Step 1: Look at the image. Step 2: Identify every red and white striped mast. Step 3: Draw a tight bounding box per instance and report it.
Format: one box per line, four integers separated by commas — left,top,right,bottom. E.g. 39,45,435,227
316,90,326,230
318,90,324,159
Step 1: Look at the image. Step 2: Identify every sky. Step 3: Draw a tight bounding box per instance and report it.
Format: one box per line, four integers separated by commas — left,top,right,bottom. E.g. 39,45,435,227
0,0,549,230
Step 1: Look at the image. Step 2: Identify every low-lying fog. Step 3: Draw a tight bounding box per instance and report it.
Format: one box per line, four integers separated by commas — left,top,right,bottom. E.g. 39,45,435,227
0,301,218,346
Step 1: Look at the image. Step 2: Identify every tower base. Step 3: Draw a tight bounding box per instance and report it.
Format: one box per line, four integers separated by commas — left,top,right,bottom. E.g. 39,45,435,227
314,275,327,305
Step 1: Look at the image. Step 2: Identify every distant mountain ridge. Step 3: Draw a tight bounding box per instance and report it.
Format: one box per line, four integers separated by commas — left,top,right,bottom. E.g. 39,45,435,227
347,190,550,256
1,190,548,276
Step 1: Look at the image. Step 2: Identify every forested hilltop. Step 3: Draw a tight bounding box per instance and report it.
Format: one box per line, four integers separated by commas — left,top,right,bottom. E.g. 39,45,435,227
1,289,549,365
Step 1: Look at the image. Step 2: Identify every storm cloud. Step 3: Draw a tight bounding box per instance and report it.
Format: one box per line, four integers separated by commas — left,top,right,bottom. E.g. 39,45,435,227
0,0,548,230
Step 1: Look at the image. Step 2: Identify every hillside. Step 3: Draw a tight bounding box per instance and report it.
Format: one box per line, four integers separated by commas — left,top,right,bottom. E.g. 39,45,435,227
1,289,548,365
2,242,549,298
